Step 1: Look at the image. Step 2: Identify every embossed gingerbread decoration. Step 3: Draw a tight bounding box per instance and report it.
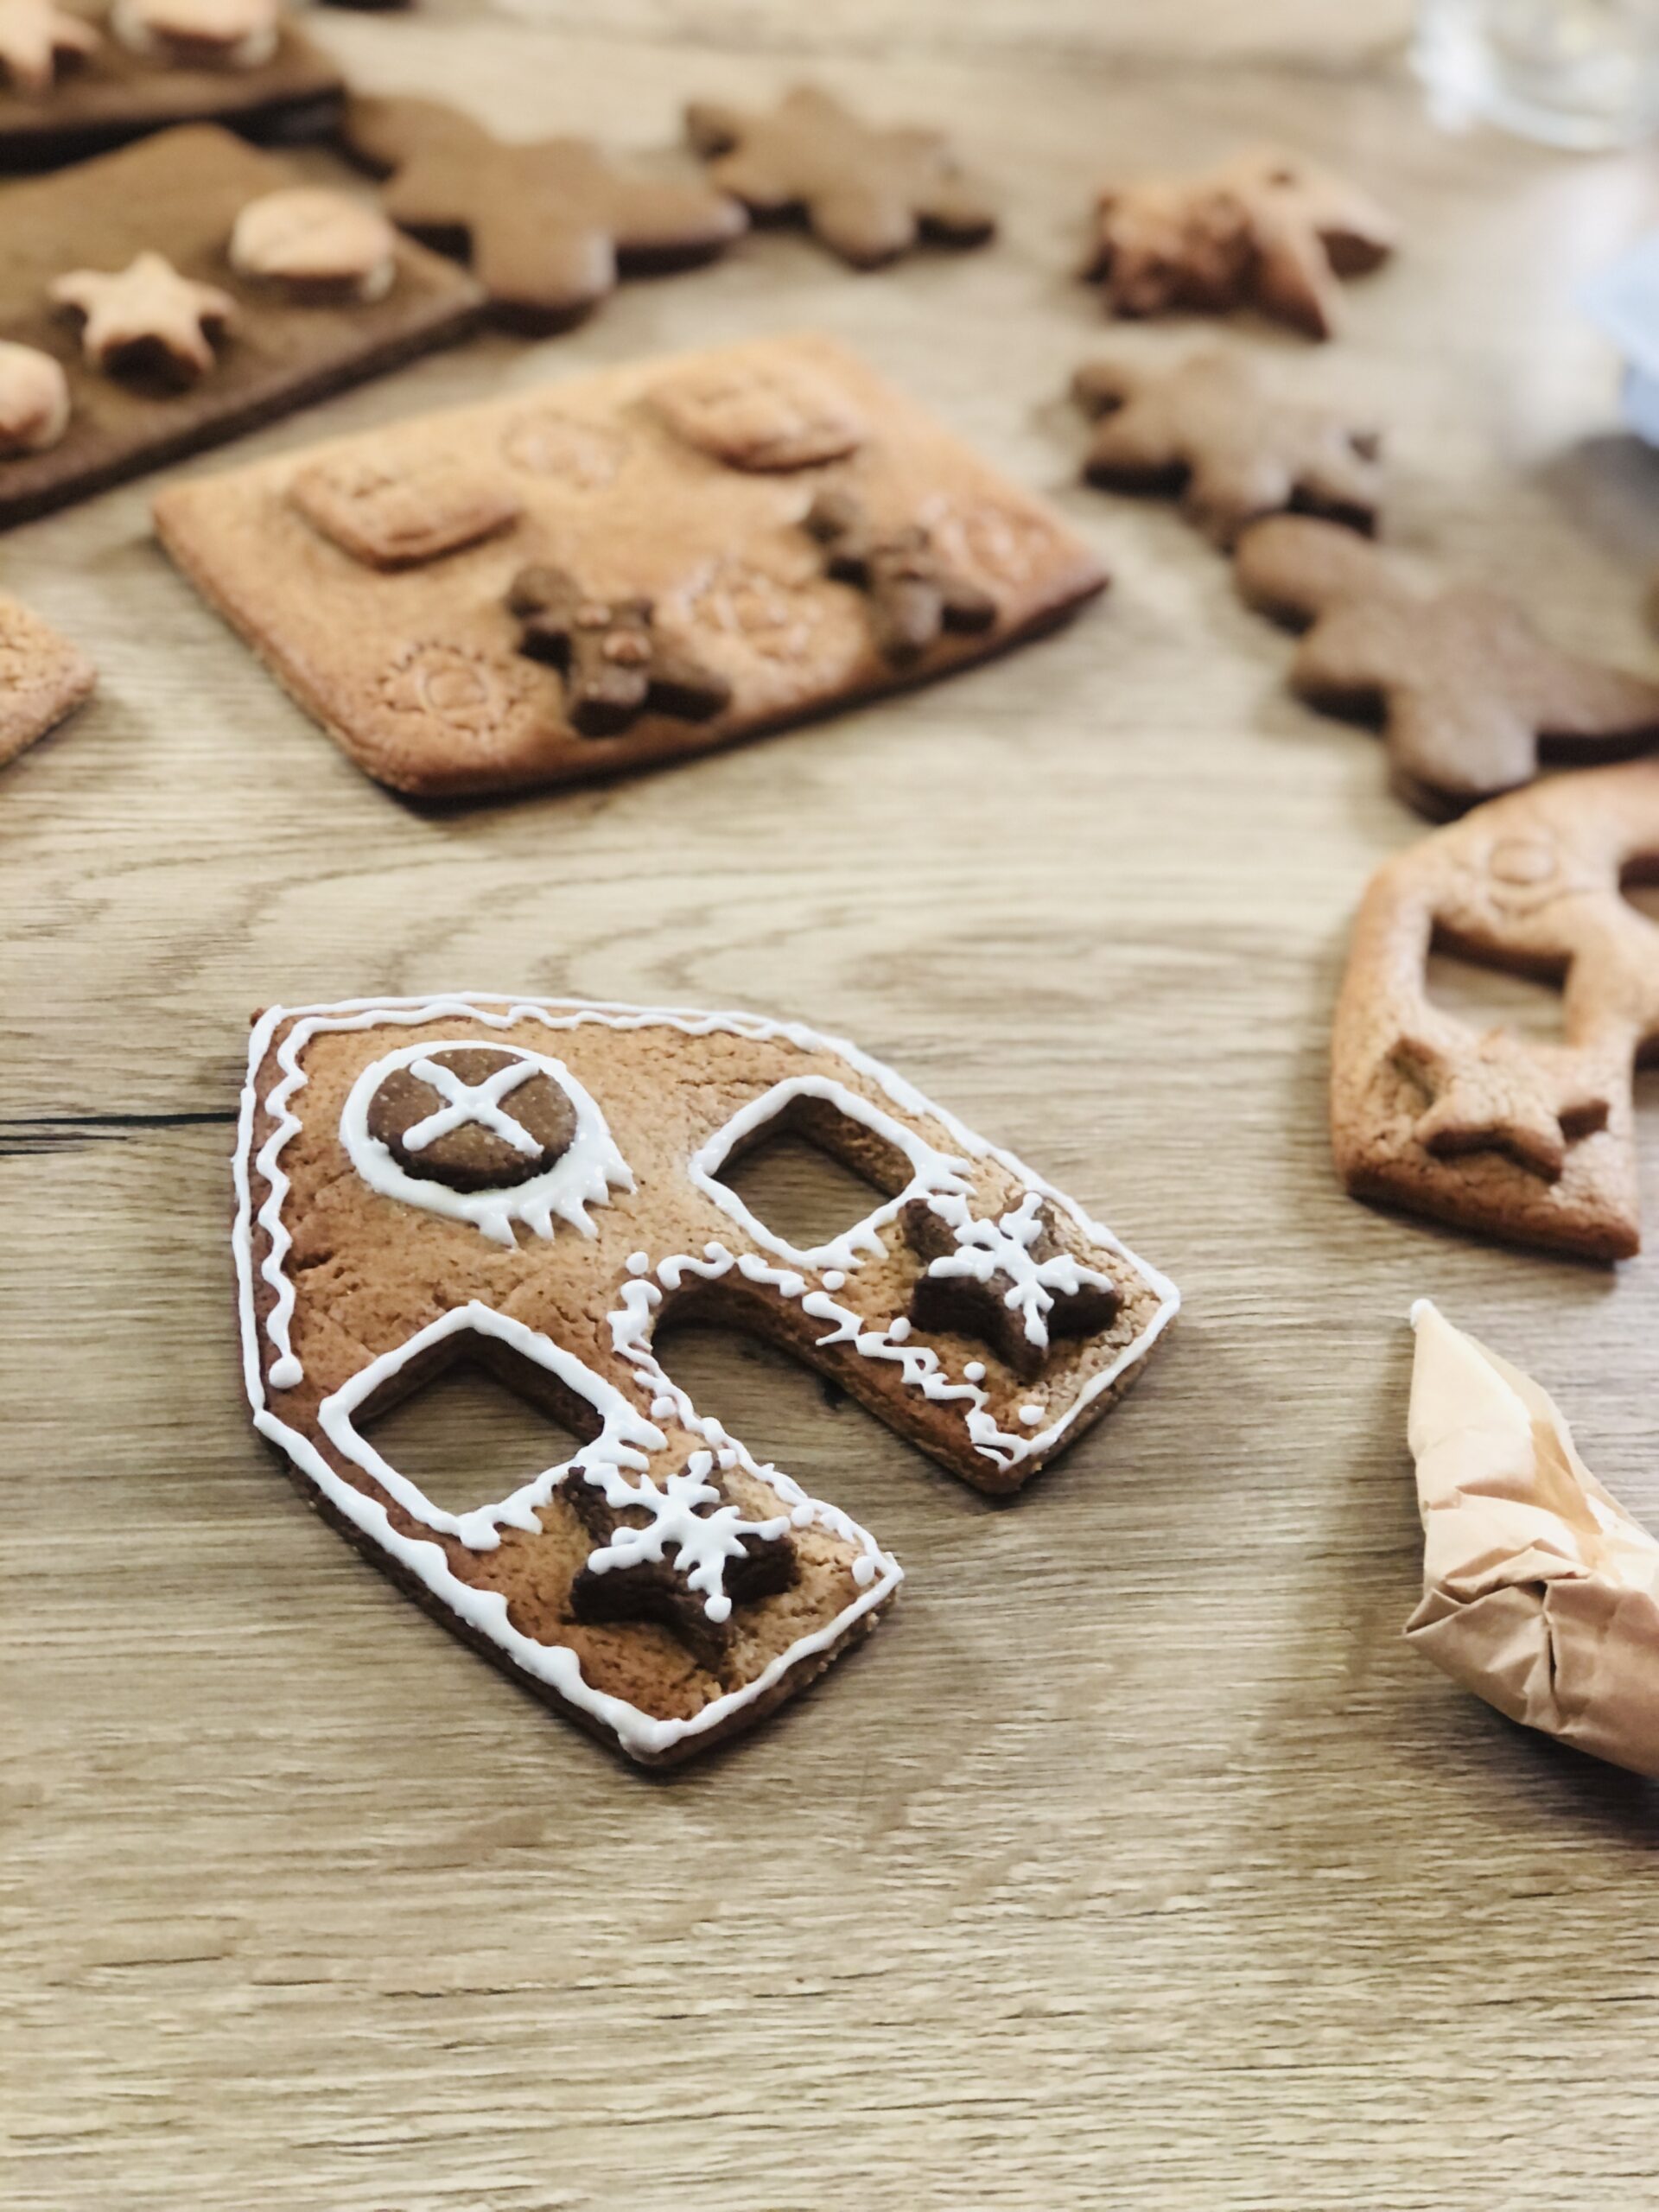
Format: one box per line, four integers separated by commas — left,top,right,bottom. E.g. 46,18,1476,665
230,188,398,304
1087,146,1396,340
290,453,523,571
112,0,278,66
50,251,236,385
343,93,747,330
650,357,865,472
685,84,996,268
0,340,70,459
1236,516,1659,818
1332,763,1659,1261
904,1192,1122,1382
0,0,98,92
508,564,733,739
1071,350,1382,548
236,994,1179,1762
804,486,997,664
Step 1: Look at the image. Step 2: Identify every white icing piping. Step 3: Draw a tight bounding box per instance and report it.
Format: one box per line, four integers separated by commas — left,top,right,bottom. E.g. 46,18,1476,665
914,1187,1119,1353
688,1074,973,1270
315,1300,664,1552
578,1449,791,1624
245,993,1180,1471
339,1039,633,1257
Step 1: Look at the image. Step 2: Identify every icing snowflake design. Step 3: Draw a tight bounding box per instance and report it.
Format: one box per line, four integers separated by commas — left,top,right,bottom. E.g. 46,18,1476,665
575,1450,791,1623
401,1053,543,1160
917,1189,1116,1353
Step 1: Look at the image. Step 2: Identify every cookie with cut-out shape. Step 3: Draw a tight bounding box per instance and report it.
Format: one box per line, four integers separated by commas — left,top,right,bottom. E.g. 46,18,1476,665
1332,762,1659,1261
1237,515,1659,817
685,83,995,268
1071,349,1382,548
237,993,1179,1764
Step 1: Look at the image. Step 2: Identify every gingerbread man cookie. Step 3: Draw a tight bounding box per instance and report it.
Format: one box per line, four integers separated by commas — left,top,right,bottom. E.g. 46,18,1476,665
236,994,1179,1764
508,566,732,739
1087,146,1396,340
803,487,997,664
1071,350,1382,547
684,83,995,268
1332,762,1659,1261
343,93,746,331
1236,517,1659,817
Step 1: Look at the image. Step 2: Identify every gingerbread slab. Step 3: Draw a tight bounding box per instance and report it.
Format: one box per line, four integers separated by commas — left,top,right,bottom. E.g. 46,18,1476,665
0,3,341,169
0,124,484,527
155,331,1108,797
0,588,93,764
235,995,1179,1764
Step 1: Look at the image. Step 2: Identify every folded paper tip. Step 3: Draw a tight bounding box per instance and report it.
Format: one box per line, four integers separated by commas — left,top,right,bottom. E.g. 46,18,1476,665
1408,1296,1436,1330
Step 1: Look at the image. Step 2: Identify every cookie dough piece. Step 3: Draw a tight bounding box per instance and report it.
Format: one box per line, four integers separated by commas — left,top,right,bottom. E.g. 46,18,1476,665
0,125,482,529
229,187,397,303
1071,349,1382,547
236,993,1179,1761
685,83,995,268
152,331,1107,798
1087,146,1396,340
0,591,95,768
0,340,70,454
1331,762,1659,1261
343,93,746,331
1236,516,1659,817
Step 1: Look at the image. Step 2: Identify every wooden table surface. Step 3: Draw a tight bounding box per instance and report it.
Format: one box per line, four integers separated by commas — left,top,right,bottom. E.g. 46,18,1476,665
8,3,1659,2206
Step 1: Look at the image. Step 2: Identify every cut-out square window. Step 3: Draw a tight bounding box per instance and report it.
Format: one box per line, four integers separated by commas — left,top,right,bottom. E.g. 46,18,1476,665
363,1361,583,1522
1426,934,1565,1044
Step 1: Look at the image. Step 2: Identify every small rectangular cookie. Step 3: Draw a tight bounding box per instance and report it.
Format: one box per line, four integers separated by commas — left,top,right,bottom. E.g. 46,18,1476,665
0,6,341,171
155,331,1108,797
0,124,484,528
0,589,94,765
236,994,1179,1764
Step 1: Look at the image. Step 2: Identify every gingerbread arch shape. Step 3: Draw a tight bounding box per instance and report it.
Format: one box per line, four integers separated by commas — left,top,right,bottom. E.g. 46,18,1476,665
1332,762,1659,1261
235,994,1179,1764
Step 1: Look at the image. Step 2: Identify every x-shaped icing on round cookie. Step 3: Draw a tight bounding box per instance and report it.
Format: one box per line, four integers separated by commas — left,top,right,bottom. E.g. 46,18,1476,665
235,995,1179,1763
1332,761,1659,1261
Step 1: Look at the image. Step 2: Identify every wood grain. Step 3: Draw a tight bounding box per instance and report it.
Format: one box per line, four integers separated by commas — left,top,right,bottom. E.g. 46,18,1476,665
7,4,1659,2207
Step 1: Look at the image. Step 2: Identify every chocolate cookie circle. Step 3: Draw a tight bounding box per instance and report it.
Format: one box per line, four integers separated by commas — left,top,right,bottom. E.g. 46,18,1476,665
365,1046,577,1192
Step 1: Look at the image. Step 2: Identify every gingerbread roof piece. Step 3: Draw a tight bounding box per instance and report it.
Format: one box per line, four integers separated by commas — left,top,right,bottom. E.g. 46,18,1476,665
235,994,1179,1764
343,93,746,331
0,4,340,169
1071,349,1382,547
0,0,99,94
0,127,482,531
153,331,1107,798
1087,146,1396,340
1332,762,1659,1262
1236,516,1659,817
0,590,95,769
685,83,995,268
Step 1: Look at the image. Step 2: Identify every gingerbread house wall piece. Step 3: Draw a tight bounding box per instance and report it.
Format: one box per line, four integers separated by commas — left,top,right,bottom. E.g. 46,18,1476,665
1331,762,1659,1262
234,993,1180,1765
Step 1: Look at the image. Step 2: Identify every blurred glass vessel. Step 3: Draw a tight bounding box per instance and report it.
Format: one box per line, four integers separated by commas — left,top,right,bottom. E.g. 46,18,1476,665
1414,0,1659,147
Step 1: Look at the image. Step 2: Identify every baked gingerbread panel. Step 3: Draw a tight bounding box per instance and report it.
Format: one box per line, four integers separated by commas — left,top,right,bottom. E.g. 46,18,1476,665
155,331,1109,796
0,124,484,526
235,995,1180,1764
0,0,341,169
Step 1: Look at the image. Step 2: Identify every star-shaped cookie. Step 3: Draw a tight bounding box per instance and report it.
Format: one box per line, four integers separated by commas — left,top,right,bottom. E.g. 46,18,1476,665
1396,1032,1611,1183
50,251,236,385
685,83,995,268
1071,349,1382,547
344,93,746,331
1087,146,1396,340
0,0,99,92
